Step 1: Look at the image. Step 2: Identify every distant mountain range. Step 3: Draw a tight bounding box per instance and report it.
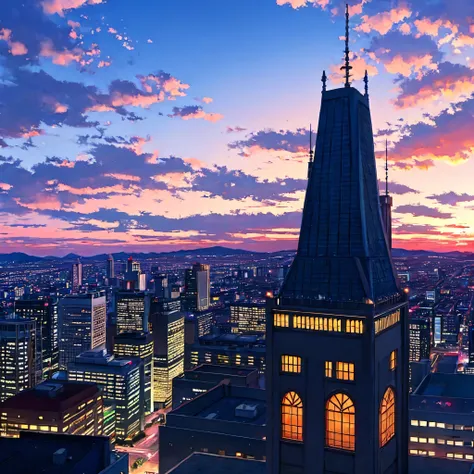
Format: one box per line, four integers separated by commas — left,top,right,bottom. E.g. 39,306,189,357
1,246,473,264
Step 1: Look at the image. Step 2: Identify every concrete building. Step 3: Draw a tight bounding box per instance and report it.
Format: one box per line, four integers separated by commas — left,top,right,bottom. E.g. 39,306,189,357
59,292,106,370
0,318,38,401
0,380,103,438
106,254,115,280
185,263,210,312
68,349,144,443
410,373,474,462
72,259,83,293
150,299,185,409
186,334,266,374
113,331,153,414
115,291,150,334
184,310,213,345
160,384,266,473
266,15,409,474
230,304,266,334
15,297,59,380
0,431,128,474
172,364,259,408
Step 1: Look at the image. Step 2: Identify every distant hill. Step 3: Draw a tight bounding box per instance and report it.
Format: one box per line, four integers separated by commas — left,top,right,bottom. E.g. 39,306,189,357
0,252,43,263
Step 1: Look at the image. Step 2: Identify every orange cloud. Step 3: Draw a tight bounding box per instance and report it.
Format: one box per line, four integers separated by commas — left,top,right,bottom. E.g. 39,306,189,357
104,173,141,182
330,53,378,83
414,18,444,37
383,54,437,77
0,28,28,56
40,40,83,65
41,0,104,16
356,7,412,35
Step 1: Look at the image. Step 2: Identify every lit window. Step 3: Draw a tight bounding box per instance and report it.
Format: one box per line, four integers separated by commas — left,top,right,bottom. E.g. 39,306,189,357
447,453,454,458
410,450,418,455
281,391,303,442
428,422,436,427
455,441,463,446
455,425,464,431
437,439,445,444
455,454,463,459
281,355,302,374
326,393,355,451
380,387,395,447
410,437,418,442
411,420,419,426
428,451,435,457
419,438,427,443
428,438,435,444
274,313,289,328
389,351,397,371
346,319,364,334
466,455,474,460
419,420,427,427
336,362,354,381
447,440,454,446
325,361,333,378
436,422,445,428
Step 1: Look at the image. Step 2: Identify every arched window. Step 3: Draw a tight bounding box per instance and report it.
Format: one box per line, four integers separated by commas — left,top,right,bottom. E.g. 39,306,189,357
380,387,395,446
326,393,355,451
281,391,303,441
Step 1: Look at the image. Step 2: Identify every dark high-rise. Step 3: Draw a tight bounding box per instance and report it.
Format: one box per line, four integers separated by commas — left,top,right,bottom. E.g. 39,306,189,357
266,9,408,474
106,254,115,279
409,318,430,363
71,259,83,293
185,263,210,312
15,297,59,379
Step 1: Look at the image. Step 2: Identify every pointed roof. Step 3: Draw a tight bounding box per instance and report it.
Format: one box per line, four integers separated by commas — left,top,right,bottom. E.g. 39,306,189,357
279,86,400,307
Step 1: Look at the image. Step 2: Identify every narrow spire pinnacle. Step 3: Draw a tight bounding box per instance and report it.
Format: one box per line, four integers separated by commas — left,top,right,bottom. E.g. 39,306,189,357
309,124,313,162
385,139,389,196
364,70,369,97
340,4,352,88
322,70,327,92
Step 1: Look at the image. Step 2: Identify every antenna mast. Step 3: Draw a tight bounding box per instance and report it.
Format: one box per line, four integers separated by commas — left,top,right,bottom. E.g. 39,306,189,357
340,4,352,88
385,139,389,197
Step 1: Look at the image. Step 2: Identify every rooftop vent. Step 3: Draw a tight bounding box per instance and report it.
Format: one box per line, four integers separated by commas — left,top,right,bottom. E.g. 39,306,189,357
235,403,258,419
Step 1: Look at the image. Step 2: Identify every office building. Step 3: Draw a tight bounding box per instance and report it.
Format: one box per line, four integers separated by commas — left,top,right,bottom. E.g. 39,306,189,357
172,364,259,408
185,310,213,344
409,318,431,363
0,318,38,402
160,384,266,473
68,349,144,443
230,304,266,334
187,334,266,374
106,254,115,279
59,292,106,370
150,299,185,409
153,273,170,298
0,380,103,438
410,373,474,462
185,263,210,312
114,332,154,414
115,291,150,334
266,13,409,474
0,431,129,474
15,297,59,379
124,256,146,291
72,259,83,293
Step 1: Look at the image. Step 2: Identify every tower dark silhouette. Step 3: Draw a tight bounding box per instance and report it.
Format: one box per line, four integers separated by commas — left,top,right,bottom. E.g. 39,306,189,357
266,6,408,474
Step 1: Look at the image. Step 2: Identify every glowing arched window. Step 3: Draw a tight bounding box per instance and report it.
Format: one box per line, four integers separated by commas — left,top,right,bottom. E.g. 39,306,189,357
380,387,395,447
326,393,355,451
281,391,303,441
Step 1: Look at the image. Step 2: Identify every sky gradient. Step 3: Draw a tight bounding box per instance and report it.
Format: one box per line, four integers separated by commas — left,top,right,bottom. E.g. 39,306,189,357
0,0,474,256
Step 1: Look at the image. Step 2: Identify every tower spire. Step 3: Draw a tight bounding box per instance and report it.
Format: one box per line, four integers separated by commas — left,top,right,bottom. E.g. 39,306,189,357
385,139,389,196
364,70,369,97
309,124,313,162
322,70,327,92
341,4,352,88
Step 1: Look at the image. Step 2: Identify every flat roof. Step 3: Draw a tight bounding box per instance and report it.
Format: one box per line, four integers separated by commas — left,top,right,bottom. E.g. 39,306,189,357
189,365,256,376
195,395,266,425
0,432,114,474
165,453,265,474
0,381,100,412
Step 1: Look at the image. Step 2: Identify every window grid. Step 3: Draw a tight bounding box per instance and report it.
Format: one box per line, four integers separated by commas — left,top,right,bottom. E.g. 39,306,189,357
325,361,333,378
281,355,302,374
389,350,397,371
336,362,354,381
380,387,395,447
293,315,342,332
346,319,364,334
274,313,289,328
281,391,303,442
326,393,355,451
375,310,401,335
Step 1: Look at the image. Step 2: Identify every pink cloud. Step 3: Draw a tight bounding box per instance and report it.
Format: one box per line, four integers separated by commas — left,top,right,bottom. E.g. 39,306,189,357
41,0,104,16
276,0,329,9
330,53,378,83
356,7,412,35
40,40,83,65
0,28,28,56
383,54,438,77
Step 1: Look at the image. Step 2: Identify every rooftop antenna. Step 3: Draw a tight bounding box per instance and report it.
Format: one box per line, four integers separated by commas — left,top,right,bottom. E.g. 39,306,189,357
309,124,313,163
340,4,352,88
385,139,389,196
364,70,369,98
322,70,327,92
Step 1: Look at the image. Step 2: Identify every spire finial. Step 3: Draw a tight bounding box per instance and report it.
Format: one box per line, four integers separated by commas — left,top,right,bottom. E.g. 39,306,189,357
340,4,352,88
364,69,369,97
309,124,313,163
385,139,389,197
322,70,327,92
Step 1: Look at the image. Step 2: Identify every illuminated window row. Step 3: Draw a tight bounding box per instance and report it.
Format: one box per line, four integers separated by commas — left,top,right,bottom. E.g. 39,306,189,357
281,355,302,374
410,420,468,430
410,437,465,447
325,361,355,381
274,313,289,327
274,313,363,334
375,310,400,335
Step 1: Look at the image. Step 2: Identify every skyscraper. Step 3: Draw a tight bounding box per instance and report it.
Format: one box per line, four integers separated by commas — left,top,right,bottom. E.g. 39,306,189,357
185,263,210,312
58,292,107,369
15,297,59,379
150,298,185,409
409,318,431,363
266,9,408,474
106,254,115,279
0,318,38,402
71,259,83,293
115,291,150,334
230,303,266,334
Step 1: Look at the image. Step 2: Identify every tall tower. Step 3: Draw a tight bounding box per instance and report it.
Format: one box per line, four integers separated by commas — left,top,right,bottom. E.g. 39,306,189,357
106,254,115,279
266,7,408,474
380,141,393,249
184,263,210,312
72,259,83,293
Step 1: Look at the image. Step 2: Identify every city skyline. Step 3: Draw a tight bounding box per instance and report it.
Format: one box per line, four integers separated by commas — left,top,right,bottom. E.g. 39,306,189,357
1,0,474,256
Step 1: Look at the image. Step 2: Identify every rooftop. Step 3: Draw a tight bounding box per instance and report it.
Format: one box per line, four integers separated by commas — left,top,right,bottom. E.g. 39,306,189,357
0,381,100,412
0,431,125,474
188,364,256,377
165,453,265,474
